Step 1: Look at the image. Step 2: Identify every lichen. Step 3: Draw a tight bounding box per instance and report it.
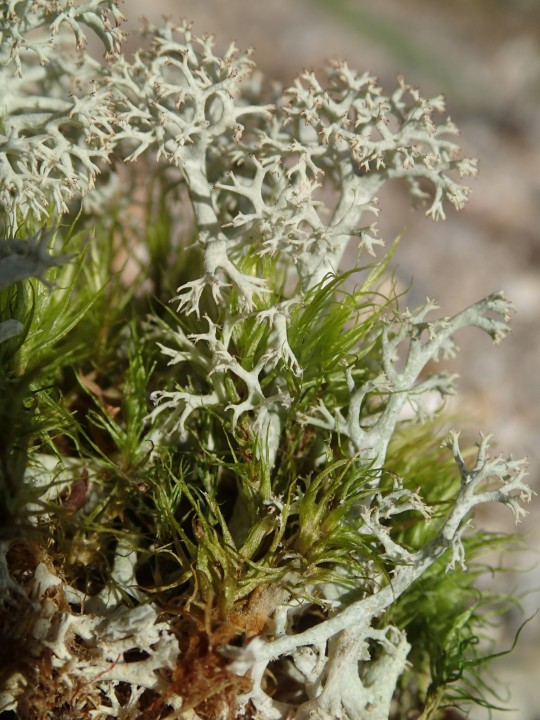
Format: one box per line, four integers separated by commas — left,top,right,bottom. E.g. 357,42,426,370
0,4,531,720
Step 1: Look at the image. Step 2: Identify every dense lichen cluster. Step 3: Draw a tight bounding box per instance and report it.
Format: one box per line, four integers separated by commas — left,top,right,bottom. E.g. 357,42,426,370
0,3,531,719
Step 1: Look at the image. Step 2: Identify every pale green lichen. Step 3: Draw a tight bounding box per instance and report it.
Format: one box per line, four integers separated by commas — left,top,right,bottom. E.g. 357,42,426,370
0,4,531,720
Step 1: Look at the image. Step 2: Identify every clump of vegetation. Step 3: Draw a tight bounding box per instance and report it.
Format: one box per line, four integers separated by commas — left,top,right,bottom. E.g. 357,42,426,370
0,3,532,719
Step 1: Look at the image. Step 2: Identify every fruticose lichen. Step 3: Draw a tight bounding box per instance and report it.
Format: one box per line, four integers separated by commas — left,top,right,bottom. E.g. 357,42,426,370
0,3,532,719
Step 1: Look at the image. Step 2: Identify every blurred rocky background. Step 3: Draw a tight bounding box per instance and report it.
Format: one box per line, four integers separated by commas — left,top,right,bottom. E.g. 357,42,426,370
122,1,540,716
